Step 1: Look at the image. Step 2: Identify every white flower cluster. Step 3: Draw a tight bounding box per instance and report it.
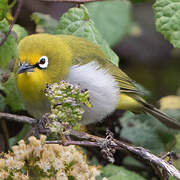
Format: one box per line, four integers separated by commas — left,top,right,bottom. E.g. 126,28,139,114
0,135,100,180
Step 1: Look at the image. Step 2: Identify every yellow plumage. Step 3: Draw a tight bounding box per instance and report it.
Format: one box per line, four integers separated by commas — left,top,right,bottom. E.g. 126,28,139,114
14,33,180,129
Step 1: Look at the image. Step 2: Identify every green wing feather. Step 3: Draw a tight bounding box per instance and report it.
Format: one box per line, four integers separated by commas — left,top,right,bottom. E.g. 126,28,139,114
60,35,141,95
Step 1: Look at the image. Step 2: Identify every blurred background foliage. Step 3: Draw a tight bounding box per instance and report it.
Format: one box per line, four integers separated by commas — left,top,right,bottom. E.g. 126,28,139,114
0,0,180,179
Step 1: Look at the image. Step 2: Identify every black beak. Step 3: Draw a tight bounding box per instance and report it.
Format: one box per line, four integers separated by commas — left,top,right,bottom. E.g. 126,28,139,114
17,63,35,74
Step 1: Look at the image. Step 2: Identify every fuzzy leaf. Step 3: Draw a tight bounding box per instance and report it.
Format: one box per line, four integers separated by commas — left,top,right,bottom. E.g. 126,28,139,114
153,0,180,48
31,12,58,34
0,0,8,21
86,0,132,46
163,109,180,121
175,133,180,151
12,24,28,42
56,5,119,66
101,165,146,180
134,83,151,97
0,73,24,111
123,156,144,168
0,19,17,68
9,124,32,148
120,112,177,154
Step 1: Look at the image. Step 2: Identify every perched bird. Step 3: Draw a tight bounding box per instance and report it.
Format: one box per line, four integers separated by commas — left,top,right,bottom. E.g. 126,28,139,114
14,33,180,129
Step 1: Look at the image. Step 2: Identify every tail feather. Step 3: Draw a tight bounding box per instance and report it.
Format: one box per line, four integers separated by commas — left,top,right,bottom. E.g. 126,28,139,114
141,101,180,130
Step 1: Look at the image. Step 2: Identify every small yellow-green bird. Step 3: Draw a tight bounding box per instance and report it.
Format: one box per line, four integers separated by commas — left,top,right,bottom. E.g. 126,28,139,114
14,33,180,129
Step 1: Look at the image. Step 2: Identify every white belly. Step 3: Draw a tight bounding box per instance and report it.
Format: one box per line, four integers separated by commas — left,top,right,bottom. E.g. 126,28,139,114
67,61,120,124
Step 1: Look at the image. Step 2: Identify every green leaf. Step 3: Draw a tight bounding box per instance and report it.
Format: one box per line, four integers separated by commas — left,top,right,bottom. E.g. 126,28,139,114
120,112,177,154
134,83,151,98
12,24,28,42
163,109,180,121
169,176,178,180
0,19,17,68
175,133,180,151
9,124,32,148
31,12,58,34
56,5,119,66
153,0,180,48
101,165,146,180
86,0,132,46
0,94,5,111
0,73,24,111
123,156,144,168
0,0,8,21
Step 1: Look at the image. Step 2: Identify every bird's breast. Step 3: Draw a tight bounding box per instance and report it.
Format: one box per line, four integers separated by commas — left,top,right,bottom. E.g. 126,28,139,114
67,61,120,124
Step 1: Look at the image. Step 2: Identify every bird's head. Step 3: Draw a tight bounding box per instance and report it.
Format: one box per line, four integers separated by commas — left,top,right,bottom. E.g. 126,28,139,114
14,33,72,103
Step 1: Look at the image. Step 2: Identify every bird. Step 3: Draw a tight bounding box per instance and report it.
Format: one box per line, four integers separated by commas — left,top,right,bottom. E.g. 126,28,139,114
14,33,180,129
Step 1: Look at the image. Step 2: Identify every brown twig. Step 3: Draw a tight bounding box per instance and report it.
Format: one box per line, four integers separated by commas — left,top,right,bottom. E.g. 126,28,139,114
46,139,100,147
0,0,23,47
46,130,180,180
40,0,106,3
0,112,37,125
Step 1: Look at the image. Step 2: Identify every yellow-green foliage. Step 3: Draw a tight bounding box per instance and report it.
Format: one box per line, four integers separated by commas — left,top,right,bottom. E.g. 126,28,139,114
12,24,28,43
0,19,17,68
0,135,100,180
0,0,15,20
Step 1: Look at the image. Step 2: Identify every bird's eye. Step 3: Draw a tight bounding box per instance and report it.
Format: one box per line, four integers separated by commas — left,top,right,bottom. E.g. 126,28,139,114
38,56,48,69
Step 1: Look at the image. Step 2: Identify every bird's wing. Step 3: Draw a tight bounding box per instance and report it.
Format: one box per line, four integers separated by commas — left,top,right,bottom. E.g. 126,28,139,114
63,35,142,96
112,73,138,94
72,56,142,95
101,60,142,95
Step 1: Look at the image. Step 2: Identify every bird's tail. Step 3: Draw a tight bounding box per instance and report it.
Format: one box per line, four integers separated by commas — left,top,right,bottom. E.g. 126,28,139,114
140,101,180,130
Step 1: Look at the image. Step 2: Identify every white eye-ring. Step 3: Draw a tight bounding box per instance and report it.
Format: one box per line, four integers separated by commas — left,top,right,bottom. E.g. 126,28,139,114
38,56,48,69
18,61,22,67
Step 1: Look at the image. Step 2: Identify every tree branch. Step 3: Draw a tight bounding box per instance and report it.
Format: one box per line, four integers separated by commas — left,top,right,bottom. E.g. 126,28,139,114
46,139,100,147
113,139,180,179
0,0,23,47
46,130,180,180
1,111,180,179
0,112,37,125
